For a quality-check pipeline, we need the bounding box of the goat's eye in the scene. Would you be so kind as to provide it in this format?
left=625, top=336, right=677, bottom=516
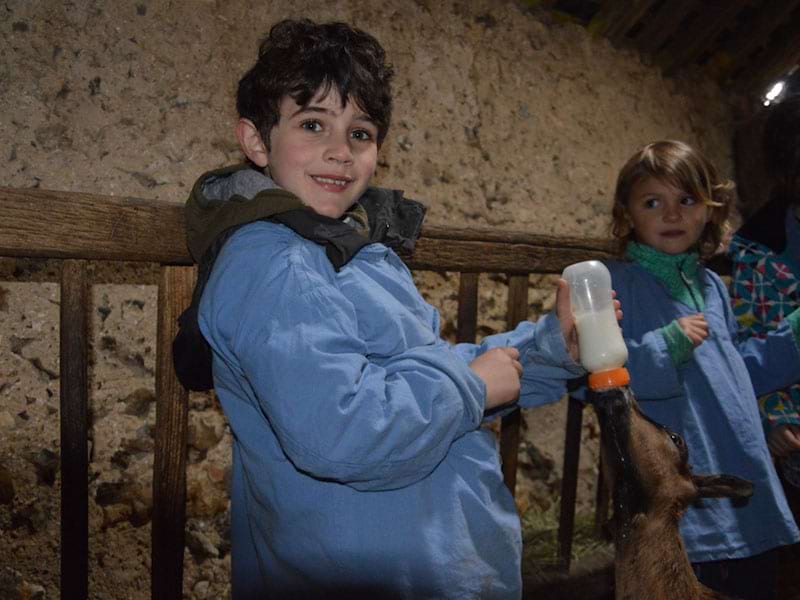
left=669, top=432, right=684, bottom=448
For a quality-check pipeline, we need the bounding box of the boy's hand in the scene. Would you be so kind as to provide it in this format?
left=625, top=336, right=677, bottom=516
left=555, top=279, right=623, bottom=362
left=768, top=424, right=800, bottom=457
left=677, top=313, right=708, bottom=347
left=470, top=347, right=523, bottom=410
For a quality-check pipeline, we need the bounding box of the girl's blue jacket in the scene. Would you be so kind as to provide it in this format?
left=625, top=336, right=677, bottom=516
left=606, top=259, right=800, bottom=563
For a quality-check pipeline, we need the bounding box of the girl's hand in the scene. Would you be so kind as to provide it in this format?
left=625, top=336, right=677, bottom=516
left=555, top=279, right=623, bottom=362
left=768, top=424, right=800, bottom=458
left=470, top=347, right=523, bottom=410
left=677, top=313, right=708, bottom=347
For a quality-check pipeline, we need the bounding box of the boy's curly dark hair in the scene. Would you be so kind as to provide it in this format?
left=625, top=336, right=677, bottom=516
left=237, top=19, right=394, bottom=149
left=611, top=140, right=735, bottom=260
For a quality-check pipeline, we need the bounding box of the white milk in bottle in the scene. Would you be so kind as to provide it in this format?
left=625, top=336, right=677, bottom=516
left=561, top=260, right=629, bottom=390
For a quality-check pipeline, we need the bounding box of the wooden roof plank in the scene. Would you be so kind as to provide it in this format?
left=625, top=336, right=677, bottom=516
left=606, top=0, right=658, bottom=45
left=736, top=37, right=800, bottom=97
left=713, top=0, right=800, bottom=78
left=660, top=0, right=750, bottom=74
left=632, top=0, right=696, bottom=55
left=587, top=0, right=633, bottom=39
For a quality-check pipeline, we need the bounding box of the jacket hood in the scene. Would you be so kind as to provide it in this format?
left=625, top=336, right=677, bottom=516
left=185, top=164, right=427, bottom=263
left=185, top=164, right=307, bottom=262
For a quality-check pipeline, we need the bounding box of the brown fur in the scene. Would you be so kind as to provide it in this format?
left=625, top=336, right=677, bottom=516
left=593, top=387, right=752, bottom=600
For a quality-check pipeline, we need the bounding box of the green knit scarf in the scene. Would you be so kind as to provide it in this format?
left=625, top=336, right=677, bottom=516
left=625, top=242, right=705, bottom=310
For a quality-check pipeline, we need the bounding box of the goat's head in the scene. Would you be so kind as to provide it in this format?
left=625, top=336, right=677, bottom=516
left=591, top=386, right=754, bottom=529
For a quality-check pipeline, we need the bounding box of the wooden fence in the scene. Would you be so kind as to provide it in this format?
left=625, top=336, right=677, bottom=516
left=0, top=186, right=618, bottom=599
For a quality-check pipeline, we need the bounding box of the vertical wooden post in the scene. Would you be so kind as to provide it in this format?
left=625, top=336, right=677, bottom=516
left=557, top=396, right=585, bottom=572
left=152, top=265, right=194, bottom=600
left=500, top=274, right=529, bottom=495
left=456, top=273, right=479, bottom=344
left=60, top=259, right=89, bottom=600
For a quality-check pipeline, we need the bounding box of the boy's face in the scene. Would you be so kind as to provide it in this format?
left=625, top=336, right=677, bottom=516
left=265, top=88, right=379, bottom=219
left=625, top=176, right=710, bottom=255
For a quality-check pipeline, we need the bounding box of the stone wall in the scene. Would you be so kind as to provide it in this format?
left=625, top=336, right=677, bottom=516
left=0, top=0, right=734, bottom=598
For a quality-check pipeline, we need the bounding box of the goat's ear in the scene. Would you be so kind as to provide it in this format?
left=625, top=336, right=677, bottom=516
left=693, top=474, right=754, bottom=501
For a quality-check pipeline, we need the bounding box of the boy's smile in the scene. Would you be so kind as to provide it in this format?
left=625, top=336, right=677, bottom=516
left=265, top=88, right=379, bottom=219
left=626, top=176, right=710, bottom=255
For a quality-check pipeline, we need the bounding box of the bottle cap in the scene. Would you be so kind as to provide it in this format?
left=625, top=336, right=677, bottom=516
left=588, top=367, right=630, bottom=391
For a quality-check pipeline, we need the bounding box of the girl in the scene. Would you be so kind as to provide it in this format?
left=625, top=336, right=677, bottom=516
left=606, top=140, right=800, bottom=600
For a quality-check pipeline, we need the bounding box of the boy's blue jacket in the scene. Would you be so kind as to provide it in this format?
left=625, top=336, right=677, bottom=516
left=605, top=259, right=800, bottom=563
left=196, top=169, right=583, bottom=599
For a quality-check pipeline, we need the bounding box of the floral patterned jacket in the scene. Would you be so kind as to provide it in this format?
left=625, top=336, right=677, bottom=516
left=729, top=208, right=800, bottom=432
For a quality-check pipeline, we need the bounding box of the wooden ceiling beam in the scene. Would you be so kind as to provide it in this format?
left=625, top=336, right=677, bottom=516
left=587, top=0, right=634, bottom=39
left=660, top=0, right=749, bottom=75
left=711, top=0, right=800, bottom=79
left=610, top=0, right=655, bottom=45
left=632, top=0, right=695, bottom=56
left=588, top=0, right=657, bottom=43
left=735, top=29, right=800, bottom=98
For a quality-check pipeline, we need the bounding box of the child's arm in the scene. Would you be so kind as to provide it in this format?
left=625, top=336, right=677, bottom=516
left=202, top=234, right=490, bottom=492
left=238, top=300, right=487, bottom=491
left=451, top=280, right=585, bottom=410
left=729, top=244, right=800, bottom=438
left=714, top=271, right=800, bottom=396
left=733, top=314, right=800, bottom=396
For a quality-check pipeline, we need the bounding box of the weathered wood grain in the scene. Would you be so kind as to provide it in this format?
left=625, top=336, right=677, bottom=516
left=151, top=265, right=194, bottom=600
left=632, top=0, right=695, bottom=56
left=60, top=259, right=89, bottom=600
left=456, top=272, right=479, bottom=344
left=0, top=187, right=188, bottom=264
left=500, top=274, right=531, bottom=495
left=0, top=187, right=617, bottom=272
left=712, top=0, right=800, bottom=79
left=660, top=0, right=749, bottom=74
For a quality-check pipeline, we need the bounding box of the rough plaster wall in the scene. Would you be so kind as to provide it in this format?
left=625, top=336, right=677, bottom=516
left=0, top=0, right=734, bottom=598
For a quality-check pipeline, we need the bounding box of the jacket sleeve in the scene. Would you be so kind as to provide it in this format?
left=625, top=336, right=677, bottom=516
left=736, top=321, right=800, bottom=396
left=714, top=271, right=800, bottom=397
left=622, top=328, right=686, bottom=400
left=451, top=314, right=584, bottom=410
left=729, top=244, right=800, bottom=427
left=227, top=259, right=486, bottom=493
left=728, top=240, right=763, bottom=345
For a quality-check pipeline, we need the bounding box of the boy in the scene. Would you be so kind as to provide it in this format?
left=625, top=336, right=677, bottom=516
left=189, top=18, right=586, bottom=599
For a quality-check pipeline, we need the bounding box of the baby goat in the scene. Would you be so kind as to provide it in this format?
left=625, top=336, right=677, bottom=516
left=591, top=386, right=754, bottom=600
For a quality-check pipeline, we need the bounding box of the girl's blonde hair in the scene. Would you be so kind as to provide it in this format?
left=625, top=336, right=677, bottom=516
left=611, top=140, right=735, bottom=259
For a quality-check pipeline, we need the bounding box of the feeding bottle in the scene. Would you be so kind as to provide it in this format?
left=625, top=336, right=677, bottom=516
left=561, top=260, right=630, bottom=390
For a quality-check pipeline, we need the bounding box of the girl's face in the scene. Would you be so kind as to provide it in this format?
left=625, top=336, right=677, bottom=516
left=625, top=176, right=710, bottom=255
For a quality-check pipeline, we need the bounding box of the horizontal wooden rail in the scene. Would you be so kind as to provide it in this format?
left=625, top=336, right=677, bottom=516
left=0, top=187, right=616, bottom=273
left=0, top=187, right=188, bottom=264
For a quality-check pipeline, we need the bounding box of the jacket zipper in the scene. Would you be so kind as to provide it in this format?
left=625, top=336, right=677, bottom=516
left=677, top=259, right=703, bottom=311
